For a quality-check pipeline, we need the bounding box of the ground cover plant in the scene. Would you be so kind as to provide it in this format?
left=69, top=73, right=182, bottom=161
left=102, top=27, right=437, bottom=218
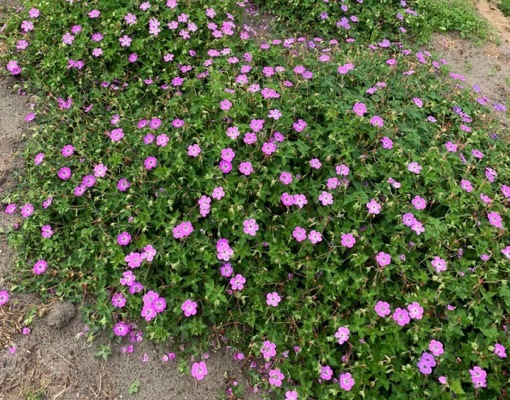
left=1, top=0, right=509, bottom=399
left=251, top=0, right=491, bottom=44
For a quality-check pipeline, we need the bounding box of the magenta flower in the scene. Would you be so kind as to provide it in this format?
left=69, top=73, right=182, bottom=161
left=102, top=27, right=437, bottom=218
left=119, top=35, right=132, bottom=47
left=113, top=321, right=129, bottom=337
left=117, top=231, right=132, bottom=246
left=94, top=164, right=108, bottom=177
left=144, top=156, right=157, bottom=169
left=327, top=177, right=339, bottom=189
left=172, top=118, right=184, bottom=128
left=88, top=9, right=100, bottom=18
left=243, top=218, right=259, bottom=236
left=471, top=149, right=484, bottom=159
left=308, top=230, right=322, bottom=244
left=407, top=302, right=424, bottom=319
left=112, top=293, right=127, bottom=307
left=292, top=226, right=307, bottom=242
left=239, top=161, right=253, bottom=176
left=460, top=179, right=473, bottom=192
left=268, top=368, right=285, bottom=387
left=487, top=212, right=504, bottom=229
left=82, top=175, right=96, bottom=188
left=191, top=361, right=208, bottom=380
left=250, top=119, right=265, bottom=132
left=293, top=194, right=308, bottom=208
left=279, top=171, right=293, bottom=185
left=188, top=144, right=202, bottom=157
left=58, top=167, right=72, bottom=180
left=408, top=161, right=422, bottom=174
left=230, top=274, right=246, bottom=291
left=376, top=252, right=391, bottom=267
left=431, top=256, right=447, bottom=272
left=268, top=109, right=282, bottom=120
left=335, top=326, right=350, bottom=345
left=320, top=365, right=333, bottom=381
left=173, top=221, right=194, bottom=239
left=501, top=245, right=510, bottom=259
left=33, top=259, right=47, bottom=275
left=370, top=115, right=384, bottom=127
left=34, top=153, right=45, bottom=165
left=352, top=102, right=367, bottom=116
left=310, top=158, right=322, bottom=169
left=125, top=252, right=143, bottom=268
left=339, top=373, right=355, bottom=391
left=20, top=203, right=34, bottom=218
left=266, top=292, right=281, bottom=307
left=74, top=184, right=87, bottom=197
left=41, top=225, right=54, bottom=238
left=61, top=145, right=74, bottom=157
left=220, top=99, right=232, bottom=111
left=281, top=192, right=295, bottom=206
left=219, top=160, right=232, bottom=174
left=262, top=142, right=277, bottom=155
left=117, top=178, right=131, bottom=191
left=469, top=366, right=487, bottom=388
left=381, top=137, right=393, bottom=149
left=429, top=340, right=444, bottom=356
left=293, top=119, right=307, bottom=132
left=374, top=301, right=391, bottom=317
left=260, top=341, right=277, bottom=362
left=411, top=196, right=427, bottom=210
left=392, top=308, right=411, bottom=326
left=181, top=299, right=198, bottom=317
left=243, top=132, right=257, bottom=145
left=340, top=233, right=356, bottom=248
left=6, top=60, right=22, bottom=75
left=221, top=148, right=235, bottom=162
left=156, top=134, right=169, bottom=147
left=5, top=204, right=17, bottom=215
left=142, top=244, right=157, bottom=262
left=366, top=199, right=381, bottom=215
left=212, top=186, right=225, bottom=200
left=220, top=263, right=233, bottom=277
left=226, top=126, right=240, bottom=139
left=0, top=290, right=9, bottom=306
left=445, top=142, right=458, bottom=152
left=494, top=343, right=507, bottom=358
left=501, top=185, right=510, bottom=199
left=318, top=191, right=333, bottom=206
left=336, top=164, right=350, bottom=176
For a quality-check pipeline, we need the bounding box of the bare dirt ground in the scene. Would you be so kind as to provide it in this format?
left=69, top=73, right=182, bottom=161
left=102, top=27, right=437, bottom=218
left=0, top=1, right=509, bottom=399
left=430, top=0, right=510, bottom=130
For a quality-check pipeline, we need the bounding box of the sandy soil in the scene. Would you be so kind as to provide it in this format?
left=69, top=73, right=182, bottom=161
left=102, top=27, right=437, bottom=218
left=429, top=0, right=510, bottom=130
left=0, top=1, right=509, bottom=399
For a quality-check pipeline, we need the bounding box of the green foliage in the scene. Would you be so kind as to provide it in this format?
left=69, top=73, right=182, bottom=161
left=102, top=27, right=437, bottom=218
left=1, top=0, right=509, bottom=399
left=412, top=0, right=492, bottom=43
left=128, top=380, right=140, bottom=394
left=496, top=0, right=510, bottom=17
left=251, top=0, right=492, bottom=44
left=94, top=344, right=112, bottom=362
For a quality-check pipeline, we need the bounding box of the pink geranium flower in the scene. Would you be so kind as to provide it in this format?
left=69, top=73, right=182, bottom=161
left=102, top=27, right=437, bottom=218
left=266, top=292, right=281, bottom=307
left=374, top=301, right=391, bottom=317
left=339, top=373, right=355, bottom=391
left=181, top=299, right=198, bottom=317
left=191, top=361, right=208, bottom=380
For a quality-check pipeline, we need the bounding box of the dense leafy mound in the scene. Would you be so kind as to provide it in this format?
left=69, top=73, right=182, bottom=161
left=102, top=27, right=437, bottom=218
left=1, top=0, right=509, bottom=398
left=252, top=0, right=490, bottom=43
